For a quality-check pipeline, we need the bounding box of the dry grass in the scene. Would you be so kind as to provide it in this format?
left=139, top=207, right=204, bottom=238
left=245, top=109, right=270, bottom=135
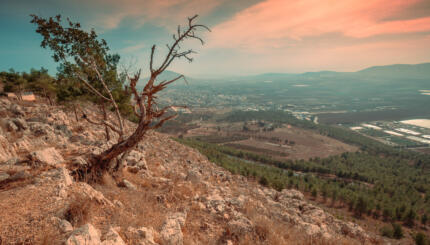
left=64, top=194, right=95, bottom=227
left=0, top=176, right=63, bottom=244
left=95, top=171, right=169, bottom=241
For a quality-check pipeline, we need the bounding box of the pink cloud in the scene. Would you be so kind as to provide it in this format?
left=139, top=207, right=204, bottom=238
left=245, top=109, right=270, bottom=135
left=86, top=0, right=225, bottom=29
left=207, top=0, right=430, bottom=50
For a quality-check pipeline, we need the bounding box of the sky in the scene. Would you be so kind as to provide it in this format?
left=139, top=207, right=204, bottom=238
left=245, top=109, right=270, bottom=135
left=1, top=0, right=430, bottom=78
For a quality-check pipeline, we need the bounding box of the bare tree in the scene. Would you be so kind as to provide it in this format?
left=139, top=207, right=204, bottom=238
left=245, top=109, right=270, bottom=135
left=31, top=14, right=209, bottom=180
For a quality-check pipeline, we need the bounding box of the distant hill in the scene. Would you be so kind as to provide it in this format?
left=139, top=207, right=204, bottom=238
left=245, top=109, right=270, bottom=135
left=242, top=62, right=430, bottom=80
left=357, top=63, right=430, bottom=79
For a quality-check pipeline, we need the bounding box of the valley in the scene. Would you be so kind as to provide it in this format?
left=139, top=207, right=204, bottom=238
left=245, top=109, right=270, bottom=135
left=155, top=63, right=430, bottom=243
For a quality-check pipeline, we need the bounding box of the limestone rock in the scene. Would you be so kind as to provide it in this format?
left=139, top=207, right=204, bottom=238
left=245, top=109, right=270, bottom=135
left=119, top=179, right=137, bottom=190
left=10, top=104, right=24, bottom=116
left=227, top=215, right=254, bottom=236
left=29, top=147, right=64, bottom=166
left=0, top=172, right=10, bottom=182
left=2, top=157, right=19, bottom=165
left=40, top=167, right=73, bottom=186
left=228, top=195, right=246, bottom=208
left=101, top=227, right=125, bottom=245
left=60, top=219, right=74, bottom=233
left=126, top=150, right=148, bottom=170
left=65, top=224, right=101, bottom=245
left=6, top=120, right=18, bottom=132
left=78, top=182, right=113, bottom=206
left=113, top=200, right=124, bottom=208
left=9, top=170, right=31, bottom=181
left=29, top=122, right=52, bottom=137
left=160, top=212, right=187, bottom=245
left=54, top=124, right=72, bottom=137
left=185, top=169, right=201, bottom=184
left=12, top=118, right=28, bottom=130
left=281, top=189, right=304, bottom=200
left=127, top=226, right=158, bottom=245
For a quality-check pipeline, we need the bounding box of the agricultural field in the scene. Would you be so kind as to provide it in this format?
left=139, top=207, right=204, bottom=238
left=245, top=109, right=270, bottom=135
left=401, top=119, right=430, bottom=129
left=348, top=119, right=430, bottom=150
left=180, top=121, right=358, bottom=160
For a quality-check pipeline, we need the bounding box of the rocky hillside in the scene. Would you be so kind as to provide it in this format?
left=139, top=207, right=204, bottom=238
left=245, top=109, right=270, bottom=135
left=0, top=98, right=379, bottom=244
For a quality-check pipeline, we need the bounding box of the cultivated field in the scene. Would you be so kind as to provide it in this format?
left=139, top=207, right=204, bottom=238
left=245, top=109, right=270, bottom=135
left=182, top=122, right=358, bottom=160
left=401, top=119, right=430, bottom=129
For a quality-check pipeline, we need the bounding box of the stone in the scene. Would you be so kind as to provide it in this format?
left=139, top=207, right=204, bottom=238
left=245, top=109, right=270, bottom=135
left=12, top=118, right=28, bottom=130
left=127, top=226, right=158, bottom=245
left=9, top=170, right=31, bottom=181
left=2, top=157, right=19, bottom=165
left=281, top=189, right=304, bottom=200
left=10, top=104, right=24, bottom=116
left=204, top=192, right=226, bottom=214
left=229, top=195, right=246, bottom=208
left=119, top=179, right=137, bottom=190
left=126, top=150, right=148, bottom=170
left=101, top=227, right=125, bottom=245
left=113, top=200, right=124, bottom=208
left=78, top=182, right=113, bottom=206
left=65, top=224, right=101, bottom=245
left=60, top=219, right=74, bottom=233
left=55, top=124, right=72, bottom=137
left=29, top=147, right=64, bottom=166
left=69, top=135, right=85, bottom=143
left=227, top=216, right=253, bottom=236
left=185, top=169, right=201, bottom=184
left=40, top=167, right=73, bottom=186
left=29, top=122, right=51, bottom=136
left=160, top=212, right=187, bottom=245
left=46, top=110, right=69, bottom=124
left=0, top=172, right=10, bottom=182
left=6, top=120, right=18, bottom=132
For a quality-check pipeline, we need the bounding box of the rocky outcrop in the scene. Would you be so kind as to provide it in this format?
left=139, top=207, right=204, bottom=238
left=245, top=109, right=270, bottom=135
left=77, top=182, right=113, bottom=206
left=0, top=172, right=10, bottom=182
left=101, top=227, right=126, bottom=245
left=29, top=147, right=64, bottom=166
left=65, top=224, right=101, bottom=245
left=119, top=179, right=137, bottom=190
left=160, top=212, right=187, bottom=245
left=127, top=226, right=158, bottom=245
left=126, top=150, right=148, bottom=170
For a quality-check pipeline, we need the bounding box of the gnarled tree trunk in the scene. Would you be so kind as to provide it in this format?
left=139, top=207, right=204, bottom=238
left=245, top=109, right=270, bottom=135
left=86, top=121, right=150, bottom=179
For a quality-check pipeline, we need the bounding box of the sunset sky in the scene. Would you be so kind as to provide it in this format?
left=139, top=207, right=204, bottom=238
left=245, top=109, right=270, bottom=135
left=1, top=0, right=430, bottom=77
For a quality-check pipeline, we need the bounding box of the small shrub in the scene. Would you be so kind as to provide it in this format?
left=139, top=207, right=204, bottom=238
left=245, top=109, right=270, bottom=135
left=392, top=223, right=403, bottom=239
left=415, top=232, right=428, bottom=245
left=380, top=225, right=393, bottom=238
left=380, top=223, right=404, bottom=240
left=258, top=176, right=269, bottom=186
left=64, top=196, right=93, bottom=226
